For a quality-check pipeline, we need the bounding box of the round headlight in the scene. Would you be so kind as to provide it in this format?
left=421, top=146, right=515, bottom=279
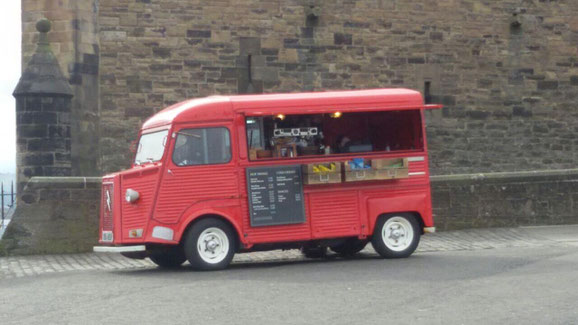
left=125, top=189, right=140, bottom=203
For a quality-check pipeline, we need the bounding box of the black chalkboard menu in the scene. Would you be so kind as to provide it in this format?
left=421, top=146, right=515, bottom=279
left=246, top=165, right=306, bottom=227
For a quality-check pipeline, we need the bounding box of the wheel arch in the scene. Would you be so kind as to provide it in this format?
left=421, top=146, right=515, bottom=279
left=175, top=211, right=243, bottom=248
left=372, top=211, right=425, bottom=235
left=366, top=193, right=432, bottom=235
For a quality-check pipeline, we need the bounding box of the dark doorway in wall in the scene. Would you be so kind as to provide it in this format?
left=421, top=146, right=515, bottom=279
left=424, top=81, right=432, bottom=104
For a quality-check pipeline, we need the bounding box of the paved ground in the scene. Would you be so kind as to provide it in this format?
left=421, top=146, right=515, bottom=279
left=1, top=225, right=577, bottom=324
left=0, top=226, right=575, bottom=280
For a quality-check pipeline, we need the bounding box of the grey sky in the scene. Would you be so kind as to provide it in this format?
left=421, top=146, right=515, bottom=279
left=0, top=2, right=20, bottom=174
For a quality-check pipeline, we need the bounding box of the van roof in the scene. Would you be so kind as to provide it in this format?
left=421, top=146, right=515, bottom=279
left=142, top=88, right=424, bottom=130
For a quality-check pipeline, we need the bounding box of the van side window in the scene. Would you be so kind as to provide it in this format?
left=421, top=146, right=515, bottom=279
left=173, top=127, right=231, bottom=166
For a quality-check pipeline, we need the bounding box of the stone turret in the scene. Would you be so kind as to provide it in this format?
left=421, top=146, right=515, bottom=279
left=13, top=19, right=73, bottom=193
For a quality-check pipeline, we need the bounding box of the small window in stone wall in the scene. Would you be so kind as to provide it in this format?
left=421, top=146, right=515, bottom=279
left=424, top=81, right=432, bottom=104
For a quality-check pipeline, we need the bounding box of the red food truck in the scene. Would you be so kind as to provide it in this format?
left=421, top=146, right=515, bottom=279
left=94, top=88, right=440, bottom=270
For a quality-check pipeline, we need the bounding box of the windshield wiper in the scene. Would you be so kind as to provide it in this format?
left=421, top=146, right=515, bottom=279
left=134, top=158, right=156, bottom=165
left=176, top=131, right=201, bottom=138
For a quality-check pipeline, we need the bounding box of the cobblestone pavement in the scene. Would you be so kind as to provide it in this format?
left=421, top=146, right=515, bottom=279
left=1, top=226, right=576, bottom=280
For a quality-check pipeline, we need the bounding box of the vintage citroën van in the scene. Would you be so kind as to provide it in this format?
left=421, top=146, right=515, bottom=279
left=94, top=88, right=440, bottom=270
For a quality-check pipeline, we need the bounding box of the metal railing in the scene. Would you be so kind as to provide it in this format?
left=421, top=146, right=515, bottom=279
left=1, top=181, right=16, bottom=229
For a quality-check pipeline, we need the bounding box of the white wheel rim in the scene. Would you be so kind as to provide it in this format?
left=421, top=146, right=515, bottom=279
left=197, top=227, right=229, bottom=264
left=382, top=217, right=414, bottom=252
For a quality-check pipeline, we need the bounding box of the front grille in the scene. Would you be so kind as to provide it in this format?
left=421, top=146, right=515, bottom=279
left=102, top=182, right=114, bottom=231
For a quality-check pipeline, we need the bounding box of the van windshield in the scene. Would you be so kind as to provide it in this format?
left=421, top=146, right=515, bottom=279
left=134, top=130, right=168, bottom=165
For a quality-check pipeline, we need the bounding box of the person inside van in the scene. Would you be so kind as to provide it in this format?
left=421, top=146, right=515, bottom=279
left=335, top=135, right=374, bottom=153
left=335, top=135, right=352, bottom=153
left=173, top=134, right=192, bottom=166
left=173, top=130, right=203, bottom=166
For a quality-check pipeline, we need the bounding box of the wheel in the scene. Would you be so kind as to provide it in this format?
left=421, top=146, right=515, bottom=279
left=330, top=239, right=368, bottom=257
left=149, top=247, right=186, bottom=268
left=183, top=218, right=236, bottom=271
left=371, top=213, right=420, bottom=258
left=301, top=246, right=327, bottom=258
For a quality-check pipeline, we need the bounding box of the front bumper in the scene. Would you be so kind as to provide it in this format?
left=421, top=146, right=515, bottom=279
left=424, top=227, right=436, bottom=233
left=93, top=245, right=146, bottom=253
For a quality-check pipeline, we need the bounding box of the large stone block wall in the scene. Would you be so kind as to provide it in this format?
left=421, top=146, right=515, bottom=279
left=96, top=0, right=578, bottom=174
left=20, top=1, right=578, bottom=175
left=1, top=170, right=576, bottom=255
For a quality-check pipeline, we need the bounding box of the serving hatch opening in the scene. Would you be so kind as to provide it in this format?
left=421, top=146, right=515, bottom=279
left=246, top=109, right=424, bottom=160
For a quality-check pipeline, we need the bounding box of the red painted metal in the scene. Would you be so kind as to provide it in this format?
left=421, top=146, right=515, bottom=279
left=120, top=165, right=160, bottom=242
left=98, top=88, right=439, bottom=250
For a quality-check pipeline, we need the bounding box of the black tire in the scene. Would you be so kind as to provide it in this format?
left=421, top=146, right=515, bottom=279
left=149, top=247, right=186, bottom=268
left=183, top=218, right=236, bottom=271
left=330, top=239, right=368, bottom=257
left=301, top=246, right=327, bottom=258
left=371, top=213, right=421, bottom=259
left=121, top=251, right=148, bottom=260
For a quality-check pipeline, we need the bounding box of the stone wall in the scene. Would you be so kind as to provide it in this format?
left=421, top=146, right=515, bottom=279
left=1, top=170, right=576, bottom=255
left=95, top=0, right=578, bottom=174
left=19, top=1, right=578, bottom=175
left=431, top=169, right=578, bottom=231
left=14, top=18, right=74, bottom=193
left=0, top=177, right=100, bottom=256
left=22, top=0, right=100, bottom=176
left=14, top=96, right=72, bottom=193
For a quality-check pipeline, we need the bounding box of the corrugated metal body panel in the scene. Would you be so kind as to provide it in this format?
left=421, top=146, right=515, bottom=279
left=393, top=158, right=429, bottom=187
left=240, top=170, right=311, bottom=243
left=360, top=157, right=433, bottom=232
left=309, top=191, right=360, bottom=239
left=238, top=156, right=430, bottom=243
left=120, top=168, right=159, bottom=238
left=154, top=165, right=239, bottom=224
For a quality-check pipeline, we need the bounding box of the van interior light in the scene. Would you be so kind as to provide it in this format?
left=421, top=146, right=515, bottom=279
left=275, top=114, right=286, bottom=120
left=331, top=111, right=342, bottom=118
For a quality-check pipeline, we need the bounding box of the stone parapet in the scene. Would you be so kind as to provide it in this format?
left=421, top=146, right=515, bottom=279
left=1, top=170, right=577, bottom=255
left=0, top=177, right=101, bottom=256
left=431, top=169, right=578, bottom=231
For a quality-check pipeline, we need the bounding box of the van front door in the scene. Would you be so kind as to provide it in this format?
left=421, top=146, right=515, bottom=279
left=153, top=125, right=239, bottom=225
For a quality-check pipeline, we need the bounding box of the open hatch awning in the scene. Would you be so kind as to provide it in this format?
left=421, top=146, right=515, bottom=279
left=240, top=104, right=443, bottom=116
left=424, top=104, right=443, bottom=110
